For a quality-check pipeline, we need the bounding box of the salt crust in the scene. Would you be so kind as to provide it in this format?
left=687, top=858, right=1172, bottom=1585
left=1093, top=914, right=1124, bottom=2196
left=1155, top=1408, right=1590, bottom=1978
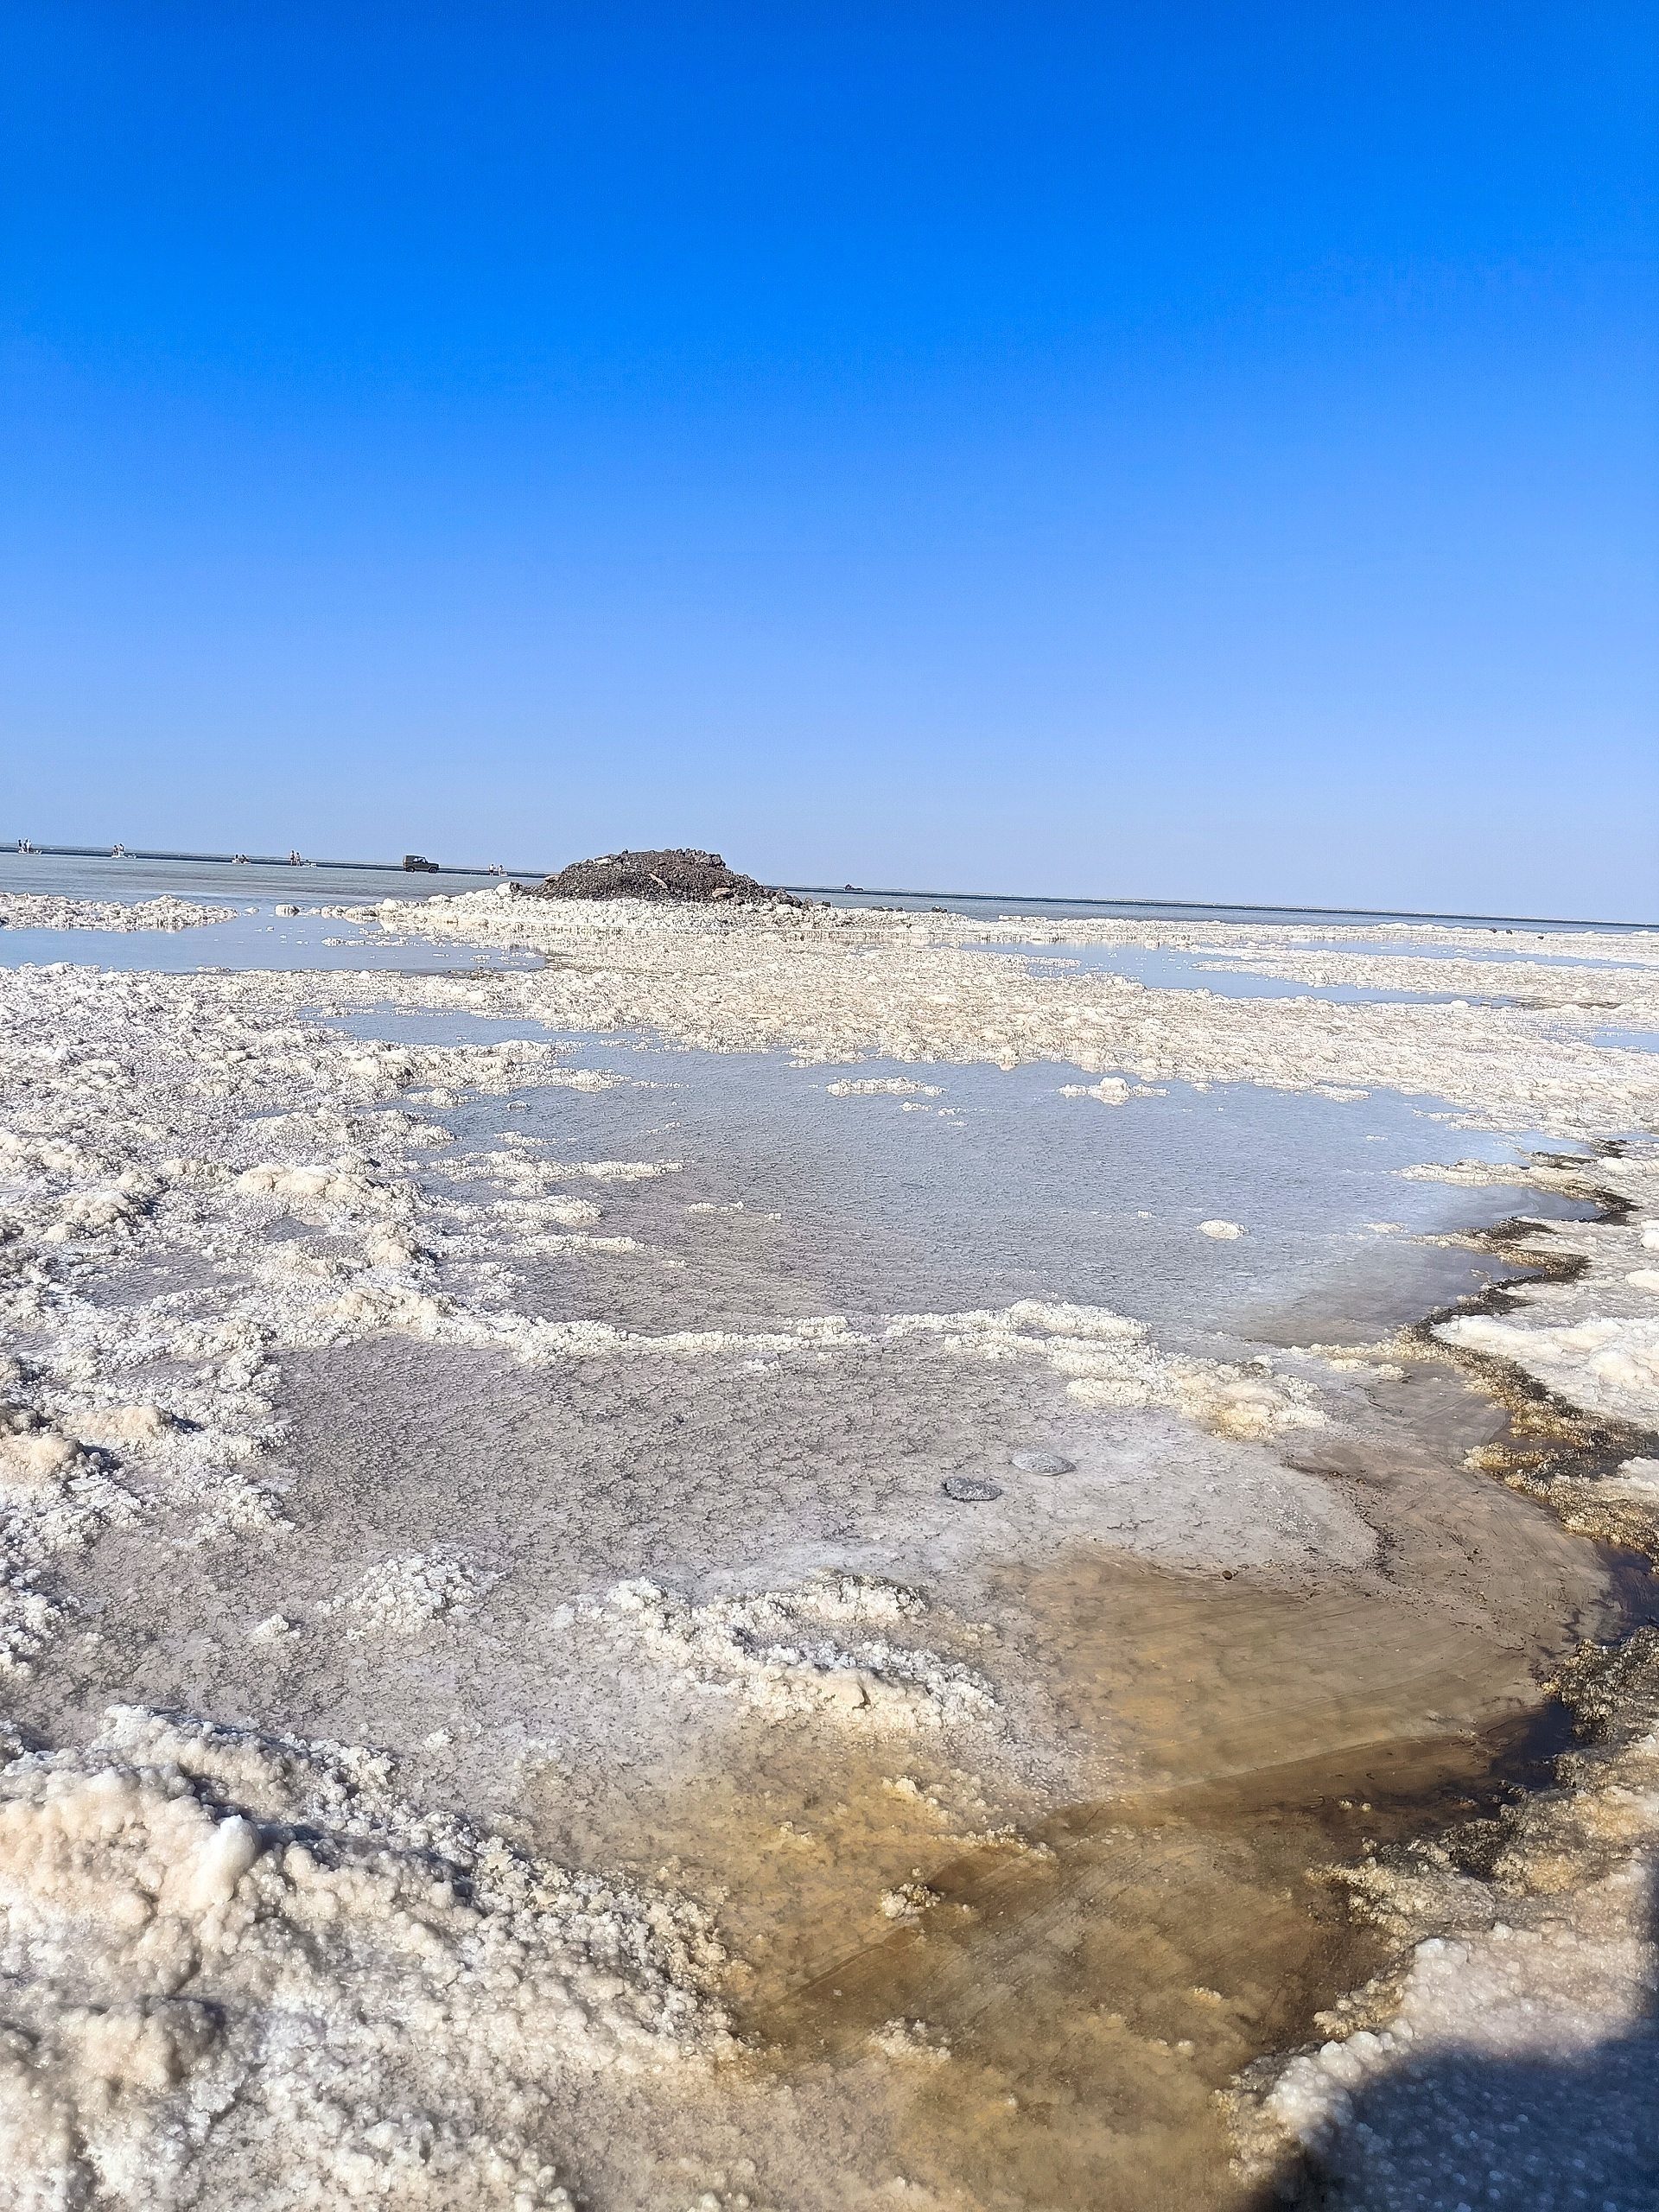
left=0, top=961, right=1329, bottom=1686
left=326, top=1551, right=487, bottom=1637
left=588, top=1574, right=995, bottom=1728
left=8, top=905, right=1658, bottom=2200
left=0, top=894, right=234, bottom=933
left=327, top=891, right=1659, bottom=1137
left=823, top=1078, right=943, bottom=1097
left=0, top=938, right=1352, bottom=2200
left=882, top=1301, right=1323, bottom=1440
left=0, top=1706, right=728, bottom=2209
left=1195, top=944, right=1659, bottom=1024
left=1240, top=1145, right=1659, bottom=2200
left=1427, top=1151, right=1659, bottom=1429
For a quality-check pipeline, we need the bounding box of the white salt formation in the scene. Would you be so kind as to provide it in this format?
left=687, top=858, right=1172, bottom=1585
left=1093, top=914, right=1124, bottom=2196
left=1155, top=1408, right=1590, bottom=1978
left=0, top=893, right=234, bottom=931
left=1431, top=1150, right=1659, bottom=1427
left=331, top=889, right=1659, bottom=1135
left=0, top=1707, right=727, bottom=2209
left=824, top=1077, right=944, bottom=1097
left=590, top=1574, right=995, bottom=1727
left=329, top=1550, right=486, bottom=1636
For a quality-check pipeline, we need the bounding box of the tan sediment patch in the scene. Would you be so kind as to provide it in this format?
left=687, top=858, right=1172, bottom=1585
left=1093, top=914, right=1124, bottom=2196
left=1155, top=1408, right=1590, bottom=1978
left=537, top=1550, right=1592, bottom=2211
left=741, top=1729, right=1540, bottom=2212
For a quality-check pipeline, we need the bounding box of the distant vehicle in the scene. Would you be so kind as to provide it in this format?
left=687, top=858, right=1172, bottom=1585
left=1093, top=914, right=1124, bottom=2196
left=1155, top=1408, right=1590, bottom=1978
left=403, top=855, right=441, bottom=873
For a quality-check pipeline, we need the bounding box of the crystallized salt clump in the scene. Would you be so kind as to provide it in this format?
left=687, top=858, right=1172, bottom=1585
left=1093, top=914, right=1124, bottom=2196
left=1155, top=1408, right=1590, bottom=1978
left=594, top=1576, right=995, bottom=1728
left=329, top=1550, right=486, bottom=1637
left=868, top=2018, right=951, bottom=2062
left=824, top=1077, right=944, bottom=1096
left=0, top=1707, right=728, bottom=2209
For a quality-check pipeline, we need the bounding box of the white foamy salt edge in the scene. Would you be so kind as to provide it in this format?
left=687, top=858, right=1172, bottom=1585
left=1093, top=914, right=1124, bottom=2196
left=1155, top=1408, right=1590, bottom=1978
left=319, top=891, right=1659, bottom=1137
left=0, top=893, right=236, bottom=932
left=0, top=1707, right=728, bottom=2209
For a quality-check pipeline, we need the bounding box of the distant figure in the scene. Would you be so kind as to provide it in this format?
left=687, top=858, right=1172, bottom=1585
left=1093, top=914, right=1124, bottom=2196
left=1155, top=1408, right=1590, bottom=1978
left=232, top=854, right=249, bottom=864
left=288, top=850, right=304, bottom=866
left=402, top=855, right=441, bottom=873
left=111, top=842, right=127, bottom=857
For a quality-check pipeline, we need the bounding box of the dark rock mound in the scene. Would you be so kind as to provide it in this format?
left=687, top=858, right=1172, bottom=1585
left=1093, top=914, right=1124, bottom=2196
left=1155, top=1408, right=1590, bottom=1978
left=532, top=849, right=803, bottom=906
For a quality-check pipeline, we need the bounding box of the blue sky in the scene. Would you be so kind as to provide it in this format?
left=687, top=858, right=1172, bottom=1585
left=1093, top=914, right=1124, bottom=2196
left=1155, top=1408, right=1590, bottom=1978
left=3, top=5, right=1656, bottom=914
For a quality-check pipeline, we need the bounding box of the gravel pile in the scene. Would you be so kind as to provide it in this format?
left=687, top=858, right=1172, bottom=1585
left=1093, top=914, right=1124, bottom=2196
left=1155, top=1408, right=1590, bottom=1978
left=533, top=849, right=804, bottom=906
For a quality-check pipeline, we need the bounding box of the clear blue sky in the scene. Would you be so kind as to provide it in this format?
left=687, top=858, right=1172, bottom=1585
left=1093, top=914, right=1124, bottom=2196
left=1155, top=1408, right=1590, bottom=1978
left=4, top=5, right=1656, bottom=914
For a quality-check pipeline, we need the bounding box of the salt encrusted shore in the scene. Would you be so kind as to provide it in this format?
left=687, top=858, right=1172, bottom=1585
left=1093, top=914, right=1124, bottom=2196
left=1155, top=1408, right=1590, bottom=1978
left=0, top=892, right=236, bottom=931
left=329, top=888, right=1659, bottom=1137
left=1, top=893, right=1656, bottom=2206
left=0, top=941, right=1366, bottom=2206
left=1235, top=1144, right=1659, bottom=2206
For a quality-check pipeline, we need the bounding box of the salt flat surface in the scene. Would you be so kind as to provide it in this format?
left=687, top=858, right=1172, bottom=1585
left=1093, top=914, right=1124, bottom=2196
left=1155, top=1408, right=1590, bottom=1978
left=0, top=902, right=541, bottom=976
left=0, top=880, right=1655, bottom=2209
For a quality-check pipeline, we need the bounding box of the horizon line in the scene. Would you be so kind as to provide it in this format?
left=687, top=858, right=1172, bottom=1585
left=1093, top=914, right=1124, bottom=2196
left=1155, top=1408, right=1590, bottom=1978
left=6, top=842, right=1653, bottom=932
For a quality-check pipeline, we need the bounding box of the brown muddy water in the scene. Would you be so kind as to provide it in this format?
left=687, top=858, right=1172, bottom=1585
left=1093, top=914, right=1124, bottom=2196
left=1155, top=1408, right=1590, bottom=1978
left=531, top=1369, right=1641, bottom=2212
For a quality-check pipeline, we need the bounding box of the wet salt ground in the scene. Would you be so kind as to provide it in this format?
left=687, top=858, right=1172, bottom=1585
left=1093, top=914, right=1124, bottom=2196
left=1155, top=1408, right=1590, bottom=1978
left=987, top=941, right=1528, bottom=1007
left=325, top=1007, right=1595, bottom=1346
left=0, top=903, right=543, bottom=975
left=0, top=913, right=1548, bottom=1007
